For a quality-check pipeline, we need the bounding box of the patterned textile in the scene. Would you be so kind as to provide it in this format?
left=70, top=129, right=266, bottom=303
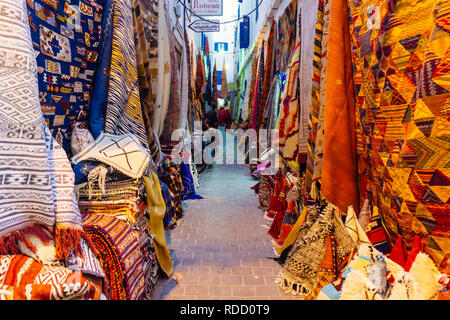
left=242, top=52, right=258, bottom=123
left=221, top=60, right=228, bottom=99
left=161, top=14, right=181, bottom=142
left=26, top=0, right=104, bottom=153
left=277, top=42, right=301, bottom=174
left=0, top=0, right=54, bottom=251
left=89, top=0, right=113, bottom=139
left=366, top=206, right=391, bottom=254
left=0, top=0, right=86, bottom=261
left=212, top=61, right=218, bottom=107
left=298, top=0, right=320, bottom=165
left=195, top=51, right=205, bottom=99
left=140, top=0, right=158, bottom=105
left=180, top=161, right=203, bottom=201
left=258, top=175, right=274, bottom=210
left=158, top=158, right=184, bottom=219
left=259, top=22, right=276, bottom=129
left=159, top=179, right=177, bottom=229
left=274, top=199, right=301, bottom=246
left=104, top=0, right=149, bottom=152
left=275, top=0, right=298, bottom=75
left=305, top=0, right=325, bottom=197
left=71, top=133, right=151, bottom=180
left=310, top=0, right=331, bottom=200
left=319, top=0, right=359, bottom=214
left=348, top=0, right=450, bottom=270
left=82, top=213, right=145, bottom=300
left=0, top=254, right=100, bottom=300
left=132, top=0, right=155, bottom=145
left=251, top=43, right=265, bottom=130
left=278, top=204, right=355, bottom=299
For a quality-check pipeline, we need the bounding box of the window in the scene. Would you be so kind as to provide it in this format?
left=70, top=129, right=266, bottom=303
left=214, top=42, right=229, bottom=52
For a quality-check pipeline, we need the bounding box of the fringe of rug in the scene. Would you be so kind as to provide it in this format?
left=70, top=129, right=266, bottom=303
left=0, top=224, right=53, bottom=256
left=276, top=273, right=313, bottom=297
left=54, top=226, right=84, bottom=260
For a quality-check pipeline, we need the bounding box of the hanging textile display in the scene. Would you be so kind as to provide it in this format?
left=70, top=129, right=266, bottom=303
left=212, top=60, right=218, bottom=107
left=259, top=22, right=276, bottom=129
left=298, top=0, right=320, bottom=165
left=26, top=0, right=104, bottom=153
left=140, top=0, right=159, bottom=106
left=319, top=0, right=359, bottom=214
left=0, top=0, right=88, bottom=261
left=152, top=0, right=170, bottom=137
left=251, top=42, right=265, bottom=130
left=221, top=60, right=228, bottom=99
left=277, top=42, right=301, bottom=174
left=89, top=0, right=113, bottom=140
left=275, top=0, right=298, bottom=75
left=132, top=0, right=155, bottom=143
left=104, top=0, right=149, bottom=152
left=348, top=0, right=450, bottom=270
left=305, top=0, right=326, bottom=197
left=309, top=0, right=331, bottom=200
left=241, top=51, right=257, bottom=122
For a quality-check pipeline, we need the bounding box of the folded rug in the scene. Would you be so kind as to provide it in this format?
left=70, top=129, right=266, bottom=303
left=0, top=254, right=100, bottom=300
left=82, top=213, right=145, bottom=300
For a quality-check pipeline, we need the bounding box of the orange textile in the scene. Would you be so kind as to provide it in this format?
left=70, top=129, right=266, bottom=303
left=321, top=0, right=359, bottom=214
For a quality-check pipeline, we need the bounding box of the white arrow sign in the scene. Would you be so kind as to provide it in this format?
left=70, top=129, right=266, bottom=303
left=188, top=19, right=220, bottom=32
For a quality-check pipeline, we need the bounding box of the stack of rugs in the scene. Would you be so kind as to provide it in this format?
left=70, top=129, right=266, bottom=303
left=77, top=174, right=161, bottom=300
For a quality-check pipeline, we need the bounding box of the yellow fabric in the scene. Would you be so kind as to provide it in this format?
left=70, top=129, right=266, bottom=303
left=275, top=206, right=308, bottom=255
left=144, top=173, right=173, bottom=277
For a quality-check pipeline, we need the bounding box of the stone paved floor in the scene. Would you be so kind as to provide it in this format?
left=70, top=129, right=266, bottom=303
left=152, top=159, right=304, bottom=300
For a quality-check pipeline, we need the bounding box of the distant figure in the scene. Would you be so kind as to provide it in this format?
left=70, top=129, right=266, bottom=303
left=205, top=105, right=218, bottom=129
left=218, top=105, right=231, bottom=129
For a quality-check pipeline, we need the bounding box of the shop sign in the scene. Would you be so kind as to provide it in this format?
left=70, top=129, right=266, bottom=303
left=188, top=19, right=220, bottom=32
left=192, top=0, right=223, bottom=16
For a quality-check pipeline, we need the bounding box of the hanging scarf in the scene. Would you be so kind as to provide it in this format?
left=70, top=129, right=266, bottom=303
left=275, top=0, right=298, bottom=75
left=212, top=61, right=218, bottom=107
left=0, top=0, right=86, bottom=261
left=221, top=60, right=228, bottom=99
left=105, top=0, right=149, bottom=151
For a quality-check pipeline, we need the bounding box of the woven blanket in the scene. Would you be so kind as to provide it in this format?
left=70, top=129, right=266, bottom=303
left=104, top=0, right=149, bottom=152
left=71, top=132, right=151, bottom=179
left=275, top=0, right=298, bottom=75
left=26, top=0, right=104, bottom=153
left=278, top=204, right=355, bottom=299
left=320, top=0, right=359, bottom=214
left=159, top=179, right=177, bottom=229
left=82, top=213, right=145, bottom=300
left=0, top=254, right=100, bottom=300
left=278, top=42, right=301, bottom=174
left=180, top=161, right=203, bottom=201
left=0, top=0, right=86, bottom=261
left=348, top=0, right=450, bottom=271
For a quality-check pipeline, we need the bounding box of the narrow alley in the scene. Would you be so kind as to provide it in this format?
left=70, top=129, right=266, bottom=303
left=152, top=163, right=302, bottom=300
